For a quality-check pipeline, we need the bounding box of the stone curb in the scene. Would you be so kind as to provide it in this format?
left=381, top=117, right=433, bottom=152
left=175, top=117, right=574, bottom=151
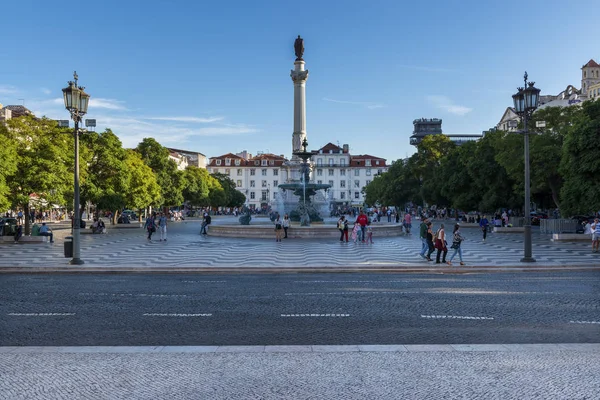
left=1, top=265, right=600, bottom=274
left=1, top=343, right=599, bottom=354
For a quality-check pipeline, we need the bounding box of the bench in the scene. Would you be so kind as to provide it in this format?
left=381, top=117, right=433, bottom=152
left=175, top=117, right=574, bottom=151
left=551, top=233, right=591, bottom=241
left=493, top=227, right=525, bottom=233
left=1, top=236, right=49, bottom=243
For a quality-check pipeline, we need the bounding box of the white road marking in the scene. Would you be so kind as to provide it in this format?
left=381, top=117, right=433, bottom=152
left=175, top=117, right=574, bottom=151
left=142, top=313, right=212, bottom=317
left=421, top=315, right=494, bottom=320
left=79, top=293, right=188, bottom=297
left=569, top=320, right=600, bottom=325
left=181, top=281, right=227, bottom=283
left=281, top=314, right=350, bottom=317
left=285, top=292, right=410, bottom=296
left=8, top=313, right=75, bottom=316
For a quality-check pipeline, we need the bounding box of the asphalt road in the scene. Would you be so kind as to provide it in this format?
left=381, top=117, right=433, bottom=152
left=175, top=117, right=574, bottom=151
left=1, top=272, right=599, bottom=346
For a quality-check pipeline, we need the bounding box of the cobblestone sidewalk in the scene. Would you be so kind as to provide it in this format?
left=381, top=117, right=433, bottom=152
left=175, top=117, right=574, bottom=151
left=1, top=345, right=599, bottom=399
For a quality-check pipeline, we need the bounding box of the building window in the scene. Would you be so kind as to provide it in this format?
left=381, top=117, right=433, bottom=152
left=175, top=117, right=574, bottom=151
left=225, top=158, right=231, bottom=166
left=254, top=160, right=260, bottom=166
left=250, top=169, right=256, bottom=176
left=340, top=181, right=346, bottom=188
left=235, top=159, right=240, bottom=166
left=329, top=149, right=333, bottom=154
left=216, top=160, right=222, bottom=165
left=224, top=169, right=230, bottom=175
left=273, top=180, right=278, bottom=187
left=317, top=169, right=323, bottom=176
left=250, top=192, right=255, bottom=199
left=270, top=160, right=275, bottom=166
left=261, top=159, right=267, bottom=166
left=340, top=169, right=346, bottom=176
left=261, top=169, right=267, bottom=176
left=365, top=159, right=372, bottom=166
left=354, top=180, right=360, bottom=188
left=376, top=160, right=380, bottom=165
left=340, top=159, right=346, bottom=167
left=366, top=168, right=372, bottom=176
left=354, top=169, right=360, bottom=176
left=317, top=180, right=322, bottom=184
left=262, top=180, right=267, bottom=187
left=250, top=180, right=255, bottom=187
left=340, top=192, right=345, bottom=199
left=237, top=169, right=243, bottom=176
left=237, top=180, right=242, bottom=187
left=328, top=169, right=334, bottom=176
left=317, top=158, right=323, bottom=166
left=355, top=192, right=360, bottom=199
left=262, top=191, right=268, bottom=201
left=378, top=169, right=383, bottom=175
left=329, top=158, right=334, bottom=166
left=273, top=169, right=278, bottom=176
left=213, top=168, right=219, bottom=174
left=366, top=180, right=371, bottom=186
left=328, top=180, right=334, bottom=187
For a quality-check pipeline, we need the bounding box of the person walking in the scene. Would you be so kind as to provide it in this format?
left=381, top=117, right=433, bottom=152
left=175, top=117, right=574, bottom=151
left=592, top=218, right=600, bottom=253
left=479, top=215, right=489, bottom=242
left=434, top=223, right=448, bottom=264
left=14, top=223, right=23, bottom=243
left=351, top=221, right=361, bottom=243
left=200, top=212, right=211, bottom=235
left=158, top=212, right=168, bottom=241
left=356, top=211, right=368, bottom=242
left=282, top=214, right=290, bottom=239
left=447, top=223, right=465, bottom=266
left=274, top=214, right=283, bottom=242
left=338, top=215, right=348, bottom=242
left=419, top=217, right=429, bottom=259
left=366, top=223, right=374, bottom=244
left=144, top=212, right=156, bottom=241
left=404, top=213, right=412, bottom=234
left=426, top=221, right=435, bottom=261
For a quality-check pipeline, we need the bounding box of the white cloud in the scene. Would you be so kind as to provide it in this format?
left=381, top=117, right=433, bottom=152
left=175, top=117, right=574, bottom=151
left=41, top=88, right=51, bottom=95
left=0, top=85, right=18, bottom=95
left=426, top=95, right=472, bottom=116
left=144, top=116, right=224, bottom=123
left=89, top=98, right=128, bottom=110
left=322, top=97, right=385, bottom=110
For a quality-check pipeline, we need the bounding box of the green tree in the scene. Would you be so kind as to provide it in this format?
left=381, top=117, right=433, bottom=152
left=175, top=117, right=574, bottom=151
left=80, top=129, right=129, bottom=221
left=0, top=122, right=18, bottom=211
left=6, top=116, right=72, bottom=234
left=210, top=173, right=246, bottom=208
left=135, top=138, right=184, bottom=207
left=560, top=99, right=600, bottom=215
left=182, top=166, right=210, bottom=206
left=124, top=150, right=161, bottom=212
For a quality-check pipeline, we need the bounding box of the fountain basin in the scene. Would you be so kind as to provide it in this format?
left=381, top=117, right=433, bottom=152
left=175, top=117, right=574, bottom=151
left=208, top=224, right=404, bottom=239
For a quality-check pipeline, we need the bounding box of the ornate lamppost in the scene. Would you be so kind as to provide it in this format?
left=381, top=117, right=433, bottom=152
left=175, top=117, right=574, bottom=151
left=512, top=72, right=540, bottom=263
left=62, top=71, right=90, bottom=265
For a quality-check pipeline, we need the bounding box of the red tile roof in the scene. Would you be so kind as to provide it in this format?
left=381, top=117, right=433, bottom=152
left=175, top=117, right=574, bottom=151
left=350, top=155, right=387, bottom=167
left=316, top=142, right=344, bottom=153
left=582, top=59, right=600, bottom=68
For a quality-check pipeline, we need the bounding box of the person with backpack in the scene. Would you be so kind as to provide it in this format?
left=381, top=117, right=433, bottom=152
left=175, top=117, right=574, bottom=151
left=144, top=212, right=157, bottom=241
left=200, top=212, right=212, bottom=235
left=447, top=223, right=465, bottom=266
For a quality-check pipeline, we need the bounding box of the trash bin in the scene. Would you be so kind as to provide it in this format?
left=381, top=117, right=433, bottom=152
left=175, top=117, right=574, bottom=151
left=64, top=236, right=73, bottom=258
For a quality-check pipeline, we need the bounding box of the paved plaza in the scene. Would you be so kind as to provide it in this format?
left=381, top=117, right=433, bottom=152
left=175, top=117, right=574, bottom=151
left=1, top=217, right=600, bottom=271
left=1, top=345, right=599, bottom=399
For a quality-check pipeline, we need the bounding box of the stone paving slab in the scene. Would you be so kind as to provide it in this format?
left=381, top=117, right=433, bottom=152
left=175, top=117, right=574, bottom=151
left=1, top=346, right=599, bottom=399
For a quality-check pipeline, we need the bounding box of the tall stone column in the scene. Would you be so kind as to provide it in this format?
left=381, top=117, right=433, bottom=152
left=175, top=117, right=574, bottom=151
left=291, top=60, right=308, bottom=160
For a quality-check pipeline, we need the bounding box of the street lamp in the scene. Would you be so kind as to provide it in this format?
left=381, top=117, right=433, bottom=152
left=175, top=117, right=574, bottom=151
left=512, top=71, right=540, bottom=263
left=62, top=71, right=90, bottom=265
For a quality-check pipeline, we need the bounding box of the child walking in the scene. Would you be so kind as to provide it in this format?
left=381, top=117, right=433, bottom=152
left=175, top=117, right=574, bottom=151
left=351, top=222, right=361, bottom=243
left=366, top=224, right=374, bottom=244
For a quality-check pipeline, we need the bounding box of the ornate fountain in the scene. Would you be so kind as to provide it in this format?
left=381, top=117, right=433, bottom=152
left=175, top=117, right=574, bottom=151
left=277, top=138, right=331, bottom=226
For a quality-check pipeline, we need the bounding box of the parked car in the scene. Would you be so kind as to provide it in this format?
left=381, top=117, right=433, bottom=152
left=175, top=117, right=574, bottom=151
left=0, top=217, right=17, bottom=236
left=121, top=210, right=137, bottom=221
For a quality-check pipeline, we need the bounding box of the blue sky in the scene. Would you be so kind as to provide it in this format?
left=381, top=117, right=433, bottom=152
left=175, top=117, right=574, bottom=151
left=0, top=0, right=597, bottom=162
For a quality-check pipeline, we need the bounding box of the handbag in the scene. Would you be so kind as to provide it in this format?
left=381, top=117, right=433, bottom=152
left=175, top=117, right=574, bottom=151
left=451, top=241, right=459, bottom=249
left=434, top=238, right=442, bottom=249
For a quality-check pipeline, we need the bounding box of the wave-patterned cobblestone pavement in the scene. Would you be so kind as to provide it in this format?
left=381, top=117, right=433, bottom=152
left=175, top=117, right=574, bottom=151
left=1, top=220, right=600, bottom=269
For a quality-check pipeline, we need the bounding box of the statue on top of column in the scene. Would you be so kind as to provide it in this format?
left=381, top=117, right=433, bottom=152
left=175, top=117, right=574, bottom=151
left=294, top=35, right=304, bottom=61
